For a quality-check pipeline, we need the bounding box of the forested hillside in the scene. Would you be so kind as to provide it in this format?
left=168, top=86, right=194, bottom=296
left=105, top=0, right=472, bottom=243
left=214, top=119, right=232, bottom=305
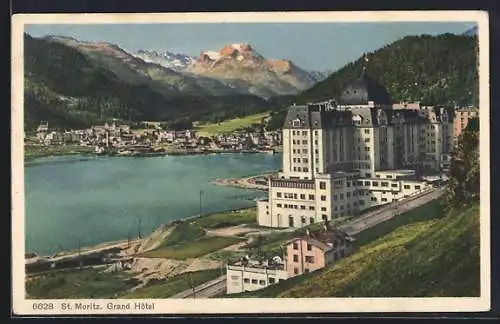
left=267, top=33, right=479, bottom=130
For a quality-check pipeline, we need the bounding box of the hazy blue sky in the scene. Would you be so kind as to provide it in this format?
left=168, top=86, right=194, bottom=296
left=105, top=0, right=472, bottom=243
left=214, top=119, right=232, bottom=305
left=25, top=22, right=475, bottom=71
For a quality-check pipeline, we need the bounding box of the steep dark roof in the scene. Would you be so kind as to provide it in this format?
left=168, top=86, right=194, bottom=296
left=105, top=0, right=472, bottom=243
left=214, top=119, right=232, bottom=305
left=340, top=71, right=392, bottom=106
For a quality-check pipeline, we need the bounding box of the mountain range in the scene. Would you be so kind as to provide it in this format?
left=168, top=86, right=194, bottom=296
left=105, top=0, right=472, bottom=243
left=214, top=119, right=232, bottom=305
left=24, top=28, right=478, bottom=131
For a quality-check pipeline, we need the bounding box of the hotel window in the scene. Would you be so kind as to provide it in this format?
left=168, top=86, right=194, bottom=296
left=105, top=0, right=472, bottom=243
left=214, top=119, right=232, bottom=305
left=372, top=182, right=379, bottom=187
left=293, top=242, right=298, bottom=250
left=303, top=168, right=309, bottom=172
left=269, top=277, right=276, bottom=284
left=304, top=268, right=310, bottom=274
left=415, top=185, right=421, bottom=190
left=303, top=149, right=308, bottom=154
left=292, top=131, right=296, bottom=135
left=365, top=147, right=370, bottom=152
left=297, top=158, right=301, bottom=163
left=387, top=175, right=393, bottom=179
left=277, top=203, right=282, bottom=208
left=294, top=268, right=299, bottom=275
left=302, top=131, right=307, bottom=136
left=292, top=140, right=296, bottom=144
left=303, top=158, right=308, bottom=163
left=231, top=275, right=240, bottom=280
left=300, top=194, right=306, bottom=200
left=321, top=207, right=327, bottom=211
left=346, top=181, right=351, bottom=187
left=252, top=279, right=258, bottom=284
left=244, top=278, right=250, bottom=283
left=315, top=149, right=319, bottom=154
left=309, top=217, right=314, bottom=224
left=364, top=181, right=370, bottom=186
left=293, top=167, right=297, bottom=171
left=359, top=200, right=365, bottom=205
left=259, top=280, right=266, bottom=286
left=364, top=129, right=370, bottom=134
left=364, top=138, right=370, bottom=142
left=305, top=256, right=315, bottom=264
left=300, top=205, right=306, bottom=210
left=391, top=183, right=398, bottom=188
left=357, top=181, right=363, bottom=186
left=307, top=243, right=312, bottom=251
left=293, top=254, right=299, bottom=262
left=315, top=130, right=318, bottom=136
left=277, top=192, right=282, bottom=198
left=381, top=182, right=389, bottom=187
left=340, top=194, right=344, bottom=200
left=347, top=192, right=350, bottom=198
left=309, top=206, right=315, bottom=210
left=404, top=185, right=410, bottom=189
left=297, top=167, right=302, bottom=172
left=303, top=140, right=308, bottom=144
left=294, top=194, right=298, bottom=199
left=333, top=195, right=338, bottom=201
left=301, top=216, right=306, bottom=224
left=314, top=140, right=318, bottom=145
left=319, top=181, right=326, bottom=190
left=322, top=214, right=328, bottom=221
left=353, top=191, right=357, bottom=197
left=321, top=195, right=326, bottom=201
left=340, top=205, right=344, bottom=210
left=309, top=194, right=315, bottom=200
left=371, top=197, right=377, bottom=201
left=292, top=149, right=296, bottom=153
left=382, top=198, right=388, bottom=202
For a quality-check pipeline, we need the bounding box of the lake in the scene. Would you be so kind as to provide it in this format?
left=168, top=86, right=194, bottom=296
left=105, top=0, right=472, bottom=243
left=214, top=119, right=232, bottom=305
left=24, top=153, right=282, bottom=255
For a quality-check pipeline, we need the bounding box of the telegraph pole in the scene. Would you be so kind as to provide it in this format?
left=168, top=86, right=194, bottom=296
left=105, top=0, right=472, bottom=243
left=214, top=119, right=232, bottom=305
left=199, top=190, right=204, bottom=216
left=78, top=239, right=82, bottom=269
left=137, top=217, right=142, bottom=239
left=189, top=272, right=196, bottom=299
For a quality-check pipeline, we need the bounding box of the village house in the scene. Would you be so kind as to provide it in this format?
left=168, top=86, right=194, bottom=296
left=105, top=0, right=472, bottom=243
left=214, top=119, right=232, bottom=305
left=226, top=256, right=288, bottom=294
left=453, top=107, right=479, bottom=143
left=285, top=224, right=355, bottom=277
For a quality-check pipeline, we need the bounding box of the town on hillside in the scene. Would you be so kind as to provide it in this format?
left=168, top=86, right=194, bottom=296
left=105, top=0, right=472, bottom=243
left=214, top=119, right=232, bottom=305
left=26, top=119, right=283, bottom=157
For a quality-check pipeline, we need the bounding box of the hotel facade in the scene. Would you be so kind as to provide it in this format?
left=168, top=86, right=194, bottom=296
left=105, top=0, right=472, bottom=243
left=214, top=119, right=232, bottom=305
left=257, top=71, right=454, bottom=228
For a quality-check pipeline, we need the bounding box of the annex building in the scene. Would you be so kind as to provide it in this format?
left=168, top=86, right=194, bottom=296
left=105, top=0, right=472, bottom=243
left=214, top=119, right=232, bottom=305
left=257, top=71, right=454, bottom=228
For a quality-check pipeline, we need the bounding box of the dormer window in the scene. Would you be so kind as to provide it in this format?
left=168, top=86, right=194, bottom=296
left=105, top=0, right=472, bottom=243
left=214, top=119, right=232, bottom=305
left=292, top=118, right=301, bottom=127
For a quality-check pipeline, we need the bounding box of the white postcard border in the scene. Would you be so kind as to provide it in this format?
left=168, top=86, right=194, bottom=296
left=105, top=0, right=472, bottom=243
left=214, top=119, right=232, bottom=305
left=11, top=11, right=491, bottom=315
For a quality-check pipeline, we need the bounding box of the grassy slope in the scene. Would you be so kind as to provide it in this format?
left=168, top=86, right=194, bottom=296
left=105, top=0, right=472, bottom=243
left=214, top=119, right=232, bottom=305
left=120, top=269, right=222, bottom=298
left=230, top=200, right=480, bottom=298
left=24, top=144, right=95, bottom=161
left=194, top=112, right=270, bottom=137
left=139, top=221, right=243, bottom=260
left=192, top=208, right=257, bottom=229
left=26, top=267, right=140, bottom=299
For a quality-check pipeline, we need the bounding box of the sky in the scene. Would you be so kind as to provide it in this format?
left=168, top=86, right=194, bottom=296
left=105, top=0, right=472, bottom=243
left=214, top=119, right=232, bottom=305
left=25, top=22, right=475, bottom=71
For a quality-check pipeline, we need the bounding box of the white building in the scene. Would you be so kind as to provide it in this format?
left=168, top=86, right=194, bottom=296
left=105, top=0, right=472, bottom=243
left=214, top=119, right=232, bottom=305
left=226, top=256, right=288, bottom=294
left=257, top=71, right=452, bottom=228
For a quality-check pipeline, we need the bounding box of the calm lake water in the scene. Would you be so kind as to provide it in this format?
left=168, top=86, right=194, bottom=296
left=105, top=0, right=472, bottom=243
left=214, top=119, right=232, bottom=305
left=24, top=153, right=282, bottom=255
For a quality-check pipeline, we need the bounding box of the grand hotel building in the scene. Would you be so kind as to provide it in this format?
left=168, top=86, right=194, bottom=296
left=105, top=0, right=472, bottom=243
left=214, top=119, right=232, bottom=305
left=257, top=71, right=454, bottom=228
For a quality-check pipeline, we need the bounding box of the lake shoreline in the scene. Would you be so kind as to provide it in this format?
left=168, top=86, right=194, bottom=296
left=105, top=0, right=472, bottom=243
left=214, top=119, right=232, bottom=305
left=24, top=146, right=281, bottom=162
left=26, top=205, right=258, bottom=261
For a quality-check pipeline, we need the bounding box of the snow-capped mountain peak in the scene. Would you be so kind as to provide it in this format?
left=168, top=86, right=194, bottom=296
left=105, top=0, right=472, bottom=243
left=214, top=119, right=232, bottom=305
left=133, top=50, right=196, bottom=71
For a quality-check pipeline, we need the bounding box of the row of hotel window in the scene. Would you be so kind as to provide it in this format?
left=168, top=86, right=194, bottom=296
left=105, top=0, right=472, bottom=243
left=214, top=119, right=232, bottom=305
left=277, top=190, right=369, bottom=201
left=291, top=129, right=372, bottom=136
left=276, top=199, right=365, bottom=211
left=230, top=276, right=282, bottom=286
